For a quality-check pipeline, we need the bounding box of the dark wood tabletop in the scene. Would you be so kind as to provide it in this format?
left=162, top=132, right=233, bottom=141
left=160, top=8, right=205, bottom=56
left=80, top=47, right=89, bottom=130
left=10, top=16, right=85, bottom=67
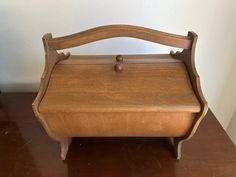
left=0, top=93, right=236, bottom=177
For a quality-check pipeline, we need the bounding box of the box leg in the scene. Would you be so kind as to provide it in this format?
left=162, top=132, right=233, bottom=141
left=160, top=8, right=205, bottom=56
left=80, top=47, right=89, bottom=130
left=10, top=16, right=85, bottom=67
left=169, top=137, right=183, bottom=160
left=60, top=137, right=72, bottom=160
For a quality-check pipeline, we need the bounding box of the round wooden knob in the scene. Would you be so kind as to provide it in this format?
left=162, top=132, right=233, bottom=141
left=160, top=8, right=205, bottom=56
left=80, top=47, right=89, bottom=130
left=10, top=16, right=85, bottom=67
left=114, top=64, right=123, bottom=72
left=116, top=55, right=123, bottom=62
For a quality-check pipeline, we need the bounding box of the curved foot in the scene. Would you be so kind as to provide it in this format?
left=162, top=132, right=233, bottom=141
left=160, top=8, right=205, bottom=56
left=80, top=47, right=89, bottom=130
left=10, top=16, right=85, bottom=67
left=169, top=137, right=183, bottom=160
left=60, top=137, right=72, bottom=160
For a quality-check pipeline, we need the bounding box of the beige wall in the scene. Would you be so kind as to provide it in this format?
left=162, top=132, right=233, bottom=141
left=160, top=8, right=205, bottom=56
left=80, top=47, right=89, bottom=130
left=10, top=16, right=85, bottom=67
left=0, top=1, right=236, bottom=143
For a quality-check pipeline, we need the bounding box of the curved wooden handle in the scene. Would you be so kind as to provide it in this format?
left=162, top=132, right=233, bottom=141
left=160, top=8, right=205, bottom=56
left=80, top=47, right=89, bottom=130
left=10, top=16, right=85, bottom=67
left=47, top=25, right=193, bottom=50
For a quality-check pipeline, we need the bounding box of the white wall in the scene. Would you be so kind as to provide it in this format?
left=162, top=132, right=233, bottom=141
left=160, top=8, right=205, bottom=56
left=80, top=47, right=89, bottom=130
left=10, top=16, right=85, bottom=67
left=0, top=1, right=236, bottom=142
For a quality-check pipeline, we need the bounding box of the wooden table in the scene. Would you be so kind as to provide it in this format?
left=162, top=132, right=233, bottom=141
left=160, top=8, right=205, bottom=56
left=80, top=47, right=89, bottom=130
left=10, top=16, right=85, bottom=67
left=0, top=93, right=236, bottom=177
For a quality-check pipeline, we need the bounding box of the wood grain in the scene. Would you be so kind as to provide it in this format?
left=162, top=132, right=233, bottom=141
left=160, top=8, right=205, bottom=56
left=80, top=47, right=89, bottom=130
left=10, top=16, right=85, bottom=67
left=32, top=25, right=207, bottom=160
left=59, top=54, right=182, bottom=65
left=42, top=112, right=195, bottom=137
left=39, top=62, right=200, bottom=113
left=1, top=93, right=235, bottom=177
left=48, top=25, right=192, bottom=50
left=170, top=32, right=208, bottom=159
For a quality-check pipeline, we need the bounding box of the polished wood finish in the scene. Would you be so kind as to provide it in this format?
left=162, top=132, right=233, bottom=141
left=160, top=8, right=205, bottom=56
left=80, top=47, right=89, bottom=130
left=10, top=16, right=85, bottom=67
left=170, top=32, right=208, bottom=158
left=114, top=54, right=124, bottom=72
left=41, top=112, right=195, bottom=137
left=48, top=25, right=192, bottom=50
left=1, top=93, right=236, bottom=177
left=40, top=62, right=200, bottom=113
left=116, top=55, right=123, bottom=62
left=114, top=63, right=123, bottom=72
left=59, top=54, right=182, bottom=64
left=32, top=25, right=207, bottom=160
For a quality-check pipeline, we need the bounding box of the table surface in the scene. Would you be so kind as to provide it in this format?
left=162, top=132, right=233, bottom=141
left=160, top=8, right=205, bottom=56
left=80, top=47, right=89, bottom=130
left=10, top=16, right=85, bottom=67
left=0, top=93, right=236, bottom=177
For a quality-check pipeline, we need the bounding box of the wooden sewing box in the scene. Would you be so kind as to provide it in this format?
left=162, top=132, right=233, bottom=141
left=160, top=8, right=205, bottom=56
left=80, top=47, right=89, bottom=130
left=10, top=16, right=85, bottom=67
left=32, top=25, right=208, bottom=160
